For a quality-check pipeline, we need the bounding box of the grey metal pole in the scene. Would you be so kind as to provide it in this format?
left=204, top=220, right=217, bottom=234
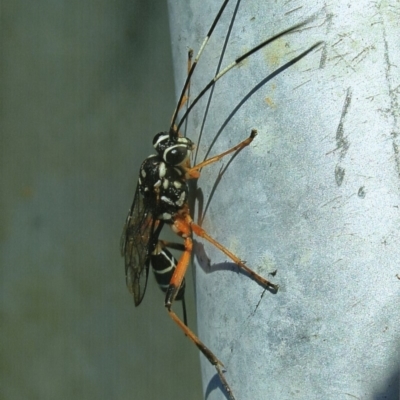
left=168, top=1, right=400, bottom=399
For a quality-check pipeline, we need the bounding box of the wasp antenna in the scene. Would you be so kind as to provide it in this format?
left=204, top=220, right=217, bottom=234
left=169, top=0, right=231, bottom=134
left=176, top=19, right=317, bottom=131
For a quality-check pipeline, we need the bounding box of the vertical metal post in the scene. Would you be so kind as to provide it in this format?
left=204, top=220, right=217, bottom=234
left=168, top=0, right=400, bottom=399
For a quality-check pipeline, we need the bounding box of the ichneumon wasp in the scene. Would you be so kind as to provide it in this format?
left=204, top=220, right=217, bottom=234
left=121, top=1, right=322, bottom=398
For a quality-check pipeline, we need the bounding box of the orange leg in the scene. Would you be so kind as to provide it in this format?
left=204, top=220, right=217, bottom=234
left=164, top=209, right=276, bottom=399
left=165, top=236, right=192, bottom=305
left=190, top=219, right=279, bottom=291
left=186, top=129, right=257, bottom=178
left=164, top=230, right=236, bottom=400
left=167, top=309, right=235, bottom=400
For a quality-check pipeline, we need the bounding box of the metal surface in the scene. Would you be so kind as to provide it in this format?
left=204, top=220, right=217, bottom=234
left=168, top=0, right=400, bottom=399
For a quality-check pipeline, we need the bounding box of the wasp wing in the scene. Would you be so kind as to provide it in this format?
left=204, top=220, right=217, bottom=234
left=121, top=184, right=158, bottom=306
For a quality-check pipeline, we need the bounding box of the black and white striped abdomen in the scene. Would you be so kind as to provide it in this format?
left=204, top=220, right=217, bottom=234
left=151, top=242, right=185, bottom=301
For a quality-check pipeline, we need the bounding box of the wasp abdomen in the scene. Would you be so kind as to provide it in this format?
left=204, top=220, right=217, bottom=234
left=151, top=242, right=185, bottom=301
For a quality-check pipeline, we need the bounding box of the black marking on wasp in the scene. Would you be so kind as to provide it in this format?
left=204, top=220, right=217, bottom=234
left=121, top=1, right=323, bottom=398
left=120, top=164, right=189, bottom=320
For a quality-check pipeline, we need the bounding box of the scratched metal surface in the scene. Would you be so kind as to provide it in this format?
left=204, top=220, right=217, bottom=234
left=0, top=1, right=202, bottom=399
left=168, top=0, right=400, bottom=399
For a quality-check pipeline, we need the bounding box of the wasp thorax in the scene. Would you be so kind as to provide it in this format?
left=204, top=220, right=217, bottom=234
left=153, top=132, right=194, bottom=166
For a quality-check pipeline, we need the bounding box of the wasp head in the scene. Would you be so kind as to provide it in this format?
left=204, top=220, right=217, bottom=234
left=153, top=132, right=194, bottom=166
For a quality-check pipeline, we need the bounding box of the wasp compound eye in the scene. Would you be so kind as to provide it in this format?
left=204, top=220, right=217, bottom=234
left=153, top=133, right=193, bottom=166
left=164, top=145, right=188, bottom=165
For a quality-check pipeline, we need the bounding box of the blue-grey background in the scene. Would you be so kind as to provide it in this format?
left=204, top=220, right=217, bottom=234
left=0, top=1, right=203, bottom=399
left=168, top=1, right=400, bottom=399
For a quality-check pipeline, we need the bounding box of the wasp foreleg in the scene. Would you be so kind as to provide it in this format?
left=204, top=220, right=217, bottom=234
left=186, top=129, right=257, bottom=178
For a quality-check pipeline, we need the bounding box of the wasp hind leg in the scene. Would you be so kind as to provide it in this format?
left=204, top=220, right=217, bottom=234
left=164, top=235, right=236, bottom=400
left=191, top=220, right=278, bottom=291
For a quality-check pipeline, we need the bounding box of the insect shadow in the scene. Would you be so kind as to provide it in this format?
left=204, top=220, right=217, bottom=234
left=204, top=372, right=228, bottom=400
left=194, top=239, right=276, bottom=295
left=193, top=181, right=278, bottom=295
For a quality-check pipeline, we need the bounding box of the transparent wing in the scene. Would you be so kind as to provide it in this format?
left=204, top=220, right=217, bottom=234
left=121, top=184, right=157, bottom=306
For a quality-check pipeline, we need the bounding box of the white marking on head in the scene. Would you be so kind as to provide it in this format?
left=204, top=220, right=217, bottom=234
left=153, top=133, right=169, bottom=147
left=163, top=179, right=169, bottom=189
left=177, top=137, right=191, bottom=145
